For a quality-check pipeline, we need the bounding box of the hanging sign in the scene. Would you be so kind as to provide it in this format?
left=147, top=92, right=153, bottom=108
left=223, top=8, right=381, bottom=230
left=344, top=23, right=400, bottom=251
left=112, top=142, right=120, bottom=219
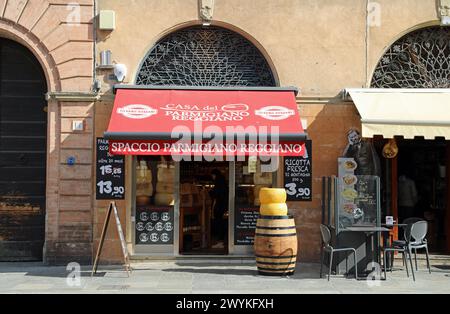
left=284, top=140, right=312, bottom=201
left=96, top=138, right=125, bottom=199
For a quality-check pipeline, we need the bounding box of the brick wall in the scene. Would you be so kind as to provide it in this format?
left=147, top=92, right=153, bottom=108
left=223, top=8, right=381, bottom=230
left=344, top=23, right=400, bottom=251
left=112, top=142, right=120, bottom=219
left=289, top=101, right=361, bottom=262
left=1, top=0, right=95, bottom=264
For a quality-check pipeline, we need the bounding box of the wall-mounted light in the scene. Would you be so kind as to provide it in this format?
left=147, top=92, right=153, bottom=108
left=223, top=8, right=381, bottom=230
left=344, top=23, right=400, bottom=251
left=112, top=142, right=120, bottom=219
left=114, top=63, right=127, bottom=82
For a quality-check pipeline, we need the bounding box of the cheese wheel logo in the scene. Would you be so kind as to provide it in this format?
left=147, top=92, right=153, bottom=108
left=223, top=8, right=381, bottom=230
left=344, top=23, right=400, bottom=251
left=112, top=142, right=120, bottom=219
left=255, top=106, right=295, bottom=120
left=118, top=104, right=157, bottom=119
left=221, top=104, right=249, bottom=112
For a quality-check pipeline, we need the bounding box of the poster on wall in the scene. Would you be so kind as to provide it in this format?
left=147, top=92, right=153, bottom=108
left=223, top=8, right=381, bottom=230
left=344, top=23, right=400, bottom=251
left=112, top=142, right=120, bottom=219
left=96, top=138, right=125, bottom=200
left=284, top=140, right=312, bottom=201
left=135, top=206, right=174, bottom=245
left=234, top=207, right=259, bottom=245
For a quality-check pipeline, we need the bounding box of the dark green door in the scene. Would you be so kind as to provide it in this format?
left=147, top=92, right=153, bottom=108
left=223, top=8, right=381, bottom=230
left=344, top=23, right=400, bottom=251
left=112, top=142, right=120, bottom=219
left=0, top=38, right=47, bottom=261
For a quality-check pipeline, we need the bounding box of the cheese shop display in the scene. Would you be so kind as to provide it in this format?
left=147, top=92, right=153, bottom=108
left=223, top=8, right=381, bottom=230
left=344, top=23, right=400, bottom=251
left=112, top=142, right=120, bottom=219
left=259, top=188, right=288, bottom=216
left=259, top=188, right=287, bottom=204
left=134, top=158, right=175, bottom=207
left=259, top=202, right=288, bottom=216
left=154, top=162, right=175, bottom=206
left=136, top=160, right=153, bottom=205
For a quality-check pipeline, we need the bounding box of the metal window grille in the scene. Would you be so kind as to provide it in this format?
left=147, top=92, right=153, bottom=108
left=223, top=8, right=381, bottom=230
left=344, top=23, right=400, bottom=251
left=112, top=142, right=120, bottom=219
left=136, top=26, right=276, bottom=87
left=371, top=26, right=450, bottom=88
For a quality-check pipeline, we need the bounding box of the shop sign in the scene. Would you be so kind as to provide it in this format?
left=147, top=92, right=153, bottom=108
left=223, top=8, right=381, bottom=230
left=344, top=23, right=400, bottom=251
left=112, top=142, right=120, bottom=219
left=109, top=140, right=306, bottom=157
left=234, top=207, right=259, bottom=245
left=135, top=206, right=174, bottom=245
left=283, top=140, right=312, bottom=201
left=96, top=138, right=125, bottom=199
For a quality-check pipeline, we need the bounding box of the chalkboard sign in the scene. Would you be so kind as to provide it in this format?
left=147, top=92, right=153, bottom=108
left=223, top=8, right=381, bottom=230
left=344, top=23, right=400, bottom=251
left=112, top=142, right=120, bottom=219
left=96, top=138, right=125, bottom=200
left=234, top=207, right=259, bottom=245
left=284, top=140, right=312, bottom=201
left=135, top=206, right=174, bottom=245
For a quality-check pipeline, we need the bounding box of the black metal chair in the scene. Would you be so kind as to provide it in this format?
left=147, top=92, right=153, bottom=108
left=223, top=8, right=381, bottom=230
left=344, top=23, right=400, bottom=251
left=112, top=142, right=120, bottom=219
left=382, top=224, right=414, bottom=281
left=319, top=224, right=358, bottom=281
left=391, top=217, right=423, bottom=268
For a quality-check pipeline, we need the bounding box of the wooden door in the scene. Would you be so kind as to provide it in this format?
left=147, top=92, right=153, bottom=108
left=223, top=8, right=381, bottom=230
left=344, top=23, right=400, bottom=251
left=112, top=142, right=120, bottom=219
left=0, top=38, right=47, bottom=261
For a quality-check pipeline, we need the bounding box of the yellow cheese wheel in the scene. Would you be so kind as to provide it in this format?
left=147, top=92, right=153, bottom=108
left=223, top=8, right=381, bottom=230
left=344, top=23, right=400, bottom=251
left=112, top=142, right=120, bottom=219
left=154, top=193, right=175, bottom=206
left=157, top=167, right=175, bottom=182
left=259, top=203, right=288, bottom=216
left=136, top=180, right=153, bottom=196
left=156, top=182, right=174, bottom=193
left=259, top=188, right=287, bottom=204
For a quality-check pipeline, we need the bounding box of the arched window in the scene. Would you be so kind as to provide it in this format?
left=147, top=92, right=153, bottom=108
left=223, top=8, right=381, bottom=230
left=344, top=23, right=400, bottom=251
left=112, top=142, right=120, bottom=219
left=136, top=26, right=276, bottom=87
left=371, top=26, right=450, bottom=88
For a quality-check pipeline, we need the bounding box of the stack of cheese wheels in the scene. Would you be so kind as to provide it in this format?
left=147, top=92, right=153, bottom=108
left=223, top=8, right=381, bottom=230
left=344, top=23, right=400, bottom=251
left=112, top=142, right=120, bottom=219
left=255, top=187, right=298, bottom=276
left=136, top=160, right=153, bottom=205
left=154, top=163, right=175, bottom=206
left=258, top=188, right=288, bottom=216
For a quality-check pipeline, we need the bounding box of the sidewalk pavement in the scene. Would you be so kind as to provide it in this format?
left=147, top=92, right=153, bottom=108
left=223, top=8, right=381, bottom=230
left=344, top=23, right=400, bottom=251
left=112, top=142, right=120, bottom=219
left=0, top=260, right=449, bottom=294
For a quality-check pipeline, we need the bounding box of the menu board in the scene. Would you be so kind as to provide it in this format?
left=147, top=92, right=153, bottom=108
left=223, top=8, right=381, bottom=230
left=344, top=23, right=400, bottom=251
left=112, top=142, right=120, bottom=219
left=135, top=206, right=174, bottom=245
left=234, top=207, right=259, bottom=245
left=96, top=138, right=125, bottom=200
left=284, top=140, right=312, bottom=201
left=337, top=157, right=378, bottom=228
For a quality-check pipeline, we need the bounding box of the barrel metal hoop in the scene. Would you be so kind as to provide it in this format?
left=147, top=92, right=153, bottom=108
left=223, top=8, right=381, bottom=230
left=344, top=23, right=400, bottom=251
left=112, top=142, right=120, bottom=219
left=255, top=254, right=297, bottom=259
left=255, top=233, right=297, bottom=237
left=255, top=226, right=296, bottom=230
left=256, top=261, right=296, bottom=266
left=257, top=267, right=296, bottom=272
left=258, top=215, right=294, bottom=219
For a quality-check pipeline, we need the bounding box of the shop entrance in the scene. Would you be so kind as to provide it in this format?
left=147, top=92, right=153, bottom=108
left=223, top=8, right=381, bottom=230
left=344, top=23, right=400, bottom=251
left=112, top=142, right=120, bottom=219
left=179, top=161, right=229, bottom=255
left=377, top=138, right=449, bottom=253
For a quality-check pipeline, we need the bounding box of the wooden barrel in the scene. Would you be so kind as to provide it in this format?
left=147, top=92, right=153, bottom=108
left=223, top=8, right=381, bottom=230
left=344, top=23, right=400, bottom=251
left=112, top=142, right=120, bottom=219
left=254, top=215, right=298, bottom=276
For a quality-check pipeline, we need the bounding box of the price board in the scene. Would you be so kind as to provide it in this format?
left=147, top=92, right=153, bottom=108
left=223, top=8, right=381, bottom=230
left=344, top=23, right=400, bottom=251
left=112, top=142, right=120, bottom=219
left=234, top=207, right=259, bottom=245
left=284, top=140, right=312, bottom=201
left=96, top=138, right=125, bottom=200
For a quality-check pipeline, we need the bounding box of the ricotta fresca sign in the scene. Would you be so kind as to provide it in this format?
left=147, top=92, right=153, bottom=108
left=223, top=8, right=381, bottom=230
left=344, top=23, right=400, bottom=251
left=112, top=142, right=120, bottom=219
left=105, top=88, right=306, bottom=157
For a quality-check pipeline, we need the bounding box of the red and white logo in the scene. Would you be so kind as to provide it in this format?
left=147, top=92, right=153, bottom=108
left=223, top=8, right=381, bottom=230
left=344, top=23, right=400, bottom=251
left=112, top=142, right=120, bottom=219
left=118, top=104, right=157, bottom=119
left=255, top=106, right=295, bottom=120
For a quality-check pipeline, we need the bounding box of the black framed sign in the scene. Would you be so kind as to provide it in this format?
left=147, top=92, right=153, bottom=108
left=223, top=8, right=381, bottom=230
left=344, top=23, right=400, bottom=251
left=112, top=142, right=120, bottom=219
left=135, top=206, right=174, bottom=245
left=96, top=138, right=125, bottom=200
left=284, top=140, right=312, bottom=201
left=234, top=206, right=259, bottom=245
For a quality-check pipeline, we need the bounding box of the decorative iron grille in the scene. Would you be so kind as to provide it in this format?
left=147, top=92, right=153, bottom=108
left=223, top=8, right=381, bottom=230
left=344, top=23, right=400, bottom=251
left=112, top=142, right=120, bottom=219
left=136, top=26, right=276, bottom=87
left=371, top=27, right=450, bottom=88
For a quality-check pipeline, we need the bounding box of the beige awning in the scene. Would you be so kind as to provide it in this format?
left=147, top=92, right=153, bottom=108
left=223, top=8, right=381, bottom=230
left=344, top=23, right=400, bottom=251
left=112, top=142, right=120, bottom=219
left=346, top=88, right=450, bottom=139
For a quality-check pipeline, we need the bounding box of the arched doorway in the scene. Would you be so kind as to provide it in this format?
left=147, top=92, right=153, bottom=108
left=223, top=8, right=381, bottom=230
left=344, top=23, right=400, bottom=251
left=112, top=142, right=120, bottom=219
left=0, top=38, right=47, bottom=261
left=133, top=25, right=278, bottom=255
left=370, top=26, right=450, bottom=253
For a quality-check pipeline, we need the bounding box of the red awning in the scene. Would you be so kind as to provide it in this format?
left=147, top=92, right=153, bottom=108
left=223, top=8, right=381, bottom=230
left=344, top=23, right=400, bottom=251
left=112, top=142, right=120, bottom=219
left=104, top=86, right=307, bottom=157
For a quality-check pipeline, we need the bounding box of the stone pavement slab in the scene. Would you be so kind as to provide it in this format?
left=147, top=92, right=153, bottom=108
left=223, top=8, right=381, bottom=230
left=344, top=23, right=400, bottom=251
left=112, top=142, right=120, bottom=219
left=0, top=261, right=449, bottom=294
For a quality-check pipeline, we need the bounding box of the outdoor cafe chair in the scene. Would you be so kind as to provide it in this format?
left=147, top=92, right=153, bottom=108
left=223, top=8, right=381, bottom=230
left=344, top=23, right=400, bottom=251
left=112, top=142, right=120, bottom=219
left=408, top=221, right=432, bottom=274
left=382, top=231, right=414, bottom=281
left=319, top=224, right=358, bottom=281
left=382, top=221, right=430, bottom=281
left=390, top=217, right=422, bottom=268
